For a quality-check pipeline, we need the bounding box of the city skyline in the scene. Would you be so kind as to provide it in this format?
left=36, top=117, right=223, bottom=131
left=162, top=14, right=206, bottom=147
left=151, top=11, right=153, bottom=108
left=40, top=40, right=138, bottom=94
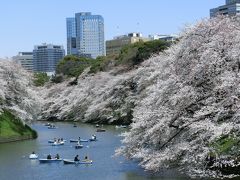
left=0, top=0, right=223, bottom=58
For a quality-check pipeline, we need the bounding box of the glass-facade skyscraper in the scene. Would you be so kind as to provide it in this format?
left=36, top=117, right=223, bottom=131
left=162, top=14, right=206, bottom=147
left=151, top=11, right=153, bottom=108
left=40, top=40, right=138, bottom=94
left=66, top=12, right=105, bottom=59
left=33, top=44, right=65, bottom=74
left=66, top=18, right=78, bottom=55
left=210, top=0, right=240, bottom=17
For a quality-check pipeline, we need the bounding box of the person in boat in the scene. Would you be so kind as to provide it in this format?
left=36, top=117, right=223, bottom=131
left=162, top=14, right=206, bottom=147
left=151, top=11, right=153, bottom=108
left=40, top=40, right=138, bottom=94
left=32, top=151, right=35, bottom=154
left=47, top=154, right=52, bottom=159
left=55, top=154, right=60, bottom=159
left=78, top=137, right=81, bottom=141
left=91, top=134, right=96, bottom=140
left=74, top=155, right=80, bottom=162
left=84, top=155, right=88, bottom=160
left=77, top=141, right=81, bottom=145
left=61, top=138, right=63, bottom=141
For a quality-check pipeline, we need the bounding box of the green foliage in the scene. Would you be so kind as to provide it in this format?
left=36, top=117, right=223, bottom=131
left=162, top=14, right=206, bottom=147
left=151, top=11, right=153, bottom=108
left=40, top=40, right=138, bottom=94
left=117, top=40, right=170, bottom=65
left=0, top=97, right=4, bottom=105
left=56, top=40, right=169, bottom=78
left=89, top=56, right=106, bottom=74
left=51, top=74, right=64, bottom=84
left=56, top=55, right=93, bottom=77
left=117, top=46, right=138, bottom=65
left=0, top=110, right=37, bottom=138
left=33, top=72, right=50, bottom=86
left=56, top=55, right=117, bottom=78
left=89, top=55, right=117, bottom=74
left=210, top=135, right=240, bottom=155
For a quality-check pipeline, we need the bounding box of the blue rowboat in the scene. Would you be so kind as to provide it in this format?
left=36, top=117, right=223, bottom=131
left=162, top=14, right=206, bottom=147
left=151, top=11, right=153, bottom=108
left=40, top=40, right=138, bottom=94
left=70, top=139, right=78, bottom=143
left=96, top=129, right=106, bottom=132
left=63, top=159, right=93, bottom=165
left=70, top=139, right=88, bottom=143
left=39, top=159, right=63, bottom=163
left=75, top=144, right=83, bottom=149
left=79, top=139, right=88, bottom=142
left=89, top=138, right=97, bottom=141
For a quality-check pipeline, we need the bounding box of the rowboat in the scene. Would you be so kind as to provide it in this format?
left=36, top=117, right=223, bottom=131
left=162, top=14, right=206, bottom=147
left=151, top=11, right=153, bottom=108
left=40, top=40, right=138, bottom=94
left=70, top=139, right=78, bottom=143
left=63, top=159, right=93, bottom=164
left=75, top=144, right=83, bottom=149
left=52, top=141, right=64, bottom=146
left=79, top=139, right=88, bottom=142
left=29, top=154, right=38, bottom=159
left=89, top=135, right=97, bottom=141
left=70, top=139, right=88, bottom=143
left=48, top=125, right=56, bottom=129
left=44, top=123, right=51, bottom=126
left=96, top=129, right=106, bottom=132
left=115, top=125, right=127, bottom=129
left=39, top=159, right=63, bottom=163
left=48, top=139, right=66, bottom=143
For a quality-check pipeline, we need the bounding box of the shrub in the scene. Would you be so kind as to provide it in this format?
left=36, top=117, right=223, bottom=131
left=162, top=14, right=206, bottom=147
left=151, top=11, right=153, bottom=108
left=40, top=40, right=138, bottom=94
left=33, top=72, right=50, bottom=86
left=117, top=40, right=170, bottom=66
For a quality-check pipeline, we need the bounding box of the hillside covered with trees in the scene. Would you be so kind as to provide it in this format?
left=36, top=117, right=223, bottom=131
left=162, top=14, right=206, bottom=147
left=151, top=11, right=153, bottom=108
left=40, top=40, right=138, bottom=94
left=117, top=16, right=240, bottom=178
left=0, top=61, right=39, bottom=141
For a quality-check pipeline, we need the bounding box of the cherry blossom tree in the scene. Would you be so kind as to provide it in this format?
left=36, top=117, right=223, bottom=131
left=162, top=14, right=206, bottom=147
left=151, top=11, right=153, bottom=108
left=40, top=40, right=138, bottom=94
left=0, top=60, right=41, bottom=121
left=117, top=16, right=240, bottom=178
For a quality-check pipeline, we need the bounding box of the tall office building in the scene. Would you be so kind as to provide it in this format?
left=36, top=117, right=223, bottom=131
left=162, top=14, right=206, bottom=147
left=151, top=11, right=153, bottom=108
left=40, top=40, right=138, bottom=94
left=12, top=52, right=34, bottom=72
left=66, top=18, right=78, bottom=55
left=33, top=44, right=65, bottom=74
left=210, top=0, right=240, bottom=17
left=66, top=12, right=105, bottom=59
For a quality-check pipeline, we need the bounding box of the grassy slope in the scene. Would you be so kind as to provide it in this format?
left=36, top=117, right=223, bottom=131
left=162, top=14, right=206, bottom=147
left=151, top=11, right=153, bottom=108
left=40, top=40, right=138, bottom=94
left=0, top=110, right=37, bottom=138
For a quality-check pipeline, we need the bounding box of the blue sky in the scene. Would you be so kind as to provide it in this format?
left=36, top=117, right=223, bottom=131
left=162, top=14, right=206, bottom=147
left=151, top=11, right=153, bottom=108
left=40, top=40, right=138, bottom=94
left=0, top=0, right=223, bottom=58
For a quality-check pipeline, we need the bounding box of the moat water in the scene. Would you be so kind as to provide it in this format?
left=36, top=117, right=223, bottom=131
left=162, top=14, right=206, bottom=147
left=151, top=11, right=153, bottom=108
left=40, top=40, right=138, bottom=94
left=0, top=122, right=188, bottom=180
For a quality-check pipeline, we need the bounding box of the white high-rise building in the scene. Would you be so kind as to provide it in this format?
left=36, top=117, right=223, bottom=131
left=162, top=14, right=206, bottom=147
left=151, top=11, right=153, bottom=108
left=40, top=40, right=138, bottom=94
left=12, top=52, right=34, bottom=72
left=66, top=12, right=105, bottom=59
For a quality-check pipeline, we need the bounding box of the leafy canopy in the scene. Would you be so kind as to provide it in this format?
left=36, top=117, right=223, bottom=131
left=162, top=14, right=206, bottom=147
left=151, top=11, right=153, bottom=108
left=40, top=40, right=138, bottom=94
left=33, top=72, right=50, bottom=87
left=56, top=40, right=170, bottom=78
